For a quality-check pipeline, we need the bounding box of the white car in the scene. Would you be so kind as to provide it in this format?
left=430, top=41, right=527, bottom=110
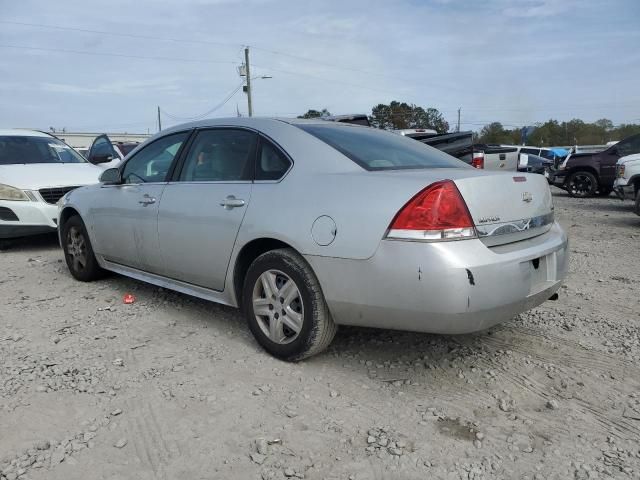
left=0, top=129, right=104, bottom=239
left=614, top=153, right=640, bottom=200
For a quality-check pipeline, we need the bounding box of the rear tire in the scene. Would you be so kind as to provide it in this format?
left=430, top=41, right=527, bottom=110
left=61, top=215, right=105, bottom=282
left=566, top=171, right=597, bottom=197
left=242, top=248, right=337, bottom=361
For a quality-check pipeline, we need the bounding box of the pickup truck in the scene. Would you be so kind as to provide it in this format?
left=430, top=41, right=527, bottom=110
left=396, top=129, right=474, bottom=163
left=551, top=133, right=640, bottom=197
left=614, top=153, right=640, bottom=215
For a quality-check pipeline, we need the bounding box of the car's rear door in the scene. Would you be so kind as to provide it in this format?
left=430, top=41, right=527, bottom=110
left=90, top=131, right=191, bottom=271
left=156, top=128, right=258, bottom=290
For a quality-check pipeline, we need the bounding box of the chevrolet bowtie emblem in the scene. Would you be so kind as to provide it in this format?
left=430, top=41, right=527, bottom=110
left=522, top=192, right=533, bottom=203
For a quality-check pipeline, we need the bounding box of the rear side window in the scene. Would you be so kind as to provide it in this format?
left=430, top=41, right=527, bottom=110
left=179, top=129, right=257, bottom=182
left=297, top=124, right=466, bottom=170
left=520, top=148, right=540, bottom=155
left=256, top=139, right=291, bottom=180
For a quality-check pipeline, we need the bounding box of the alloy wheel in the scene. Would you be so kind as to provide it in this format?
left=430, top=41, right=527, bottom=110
left=66, top=226, right=88, bottom=272
left=252, top=269, right=304, bottom=344
left=568, top=173, right=594, bottom=197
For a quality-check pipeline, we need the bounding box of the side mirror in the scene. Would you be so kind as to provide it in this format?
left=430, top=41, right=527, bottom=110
left=89, top=153, right=114, bottom=164
left=99, top=168, right=122, bottom=185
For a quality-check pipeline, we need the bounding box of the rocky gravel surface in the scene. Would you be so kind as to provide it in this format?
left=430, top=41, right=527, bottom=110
left=1, top=188, right=639, bottom=479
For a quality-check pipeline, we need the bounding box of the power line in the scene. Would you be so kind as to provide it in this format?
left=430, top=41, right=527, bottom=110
left=0, top=43, right=237, bottom=65
left=0, top=20, right=239, bottom=49
left=0, top=18, right=469, bottom=93
left=161, top=82, right=245, bottom=121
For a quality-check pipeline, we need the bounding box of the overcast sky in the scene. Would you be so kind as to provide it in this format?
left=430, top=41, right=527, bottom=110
left=1, top=0, right=638, bottom=133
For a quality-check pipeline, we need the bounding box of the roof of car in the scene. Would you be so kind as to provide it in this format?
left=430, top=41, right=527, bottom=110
left=0, top=129, right=55, bottom=138
left=161, top=116, right=358, bottom=132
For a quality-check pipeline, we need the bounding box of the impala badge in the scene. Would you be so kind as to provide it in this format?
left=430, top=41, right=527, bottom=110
left=522, top=192, right=533, bottom=203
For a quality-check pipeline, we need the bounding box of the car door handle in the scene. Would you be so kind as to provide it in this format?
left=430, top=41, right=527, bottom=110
left=220, top=196, right=245, bottom=209
left=138, top=194, right=156, bottom=206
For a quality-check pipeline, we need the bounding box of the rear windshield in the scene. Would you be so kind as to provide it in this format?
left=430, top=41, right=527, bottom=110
left=297, top=124, right=467, bottom=171
left=0, top=136, right=87, bottom=165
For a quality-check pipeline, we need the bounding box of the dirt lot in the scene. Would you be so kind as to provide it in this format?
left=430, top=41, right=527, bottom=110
left=1, top=188, right=639, bottom=480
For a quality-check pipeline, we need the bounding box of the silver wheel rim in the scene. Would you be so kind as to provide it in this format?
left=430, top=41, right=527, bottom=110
left=66, top=226, right=88, bottom=272
left=252, top=269, right=304, bottom=345
left=569, top=173, right=594, bottom=196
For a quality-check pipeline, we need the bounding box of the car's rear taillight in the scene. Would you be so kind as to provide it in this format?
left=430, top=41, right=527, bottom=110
left=387, top=180, right=477, bottom=241
left=471, top=152, right=484, bottom=169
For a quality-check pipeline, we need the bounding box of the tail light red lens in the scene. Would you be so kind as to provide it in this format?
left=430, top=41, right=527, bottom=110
left=387, top=180, right=476, bottom=241
left=471, top=152, right=484, bottom=169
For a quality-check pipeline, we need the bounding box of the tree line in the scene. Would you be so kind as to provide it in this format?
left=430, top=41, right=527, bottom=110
left=477, top=119, right=640, bottom=146
left=298, top=102, right=640, bottom=146
left=298, top=101, right=449, bottom=133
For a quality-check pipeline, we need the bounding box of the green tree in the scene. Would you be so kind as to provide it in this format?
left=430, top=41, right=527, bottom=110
left=369, top=101, right=449, bottom=132
left=478, top=122, right=507, bottom=144
left=298, top=108, right=331, bottom=119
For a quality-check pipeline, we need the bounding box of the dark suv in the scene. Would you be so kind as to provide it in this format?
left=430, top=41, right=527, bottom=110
left=551, top=133, right=640, bottom=197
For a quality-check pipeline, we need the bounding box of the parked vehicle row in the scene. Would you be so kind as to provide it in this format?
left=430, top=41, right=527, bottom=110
left=7, top=118, right=636, bottom=361
left=57, top=118, right=568, bottom=360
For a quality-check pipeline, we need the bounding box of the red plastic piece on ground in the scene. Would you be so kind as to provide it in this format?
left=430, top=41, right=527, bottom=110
left=123, top=293, right=136, bottom=304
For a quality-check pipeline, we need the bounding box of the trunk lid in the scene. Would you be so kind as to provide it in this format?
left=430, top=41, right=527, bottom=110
left=453, top=172, right=554, bottom=246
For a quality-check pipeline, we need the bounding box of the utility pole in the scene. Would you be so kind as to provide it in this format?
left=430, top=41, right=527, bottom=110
left=157, top=106, right=162, bottom=132
left=456, top=107, right=461, bottom=132
left=244, top=47, right=252, bottom=117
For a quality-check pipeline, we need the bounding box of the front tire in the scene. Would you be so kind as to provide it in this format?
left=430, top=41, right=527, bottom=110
left=566, top=171, right=597, bottom=197
left=242, top=248, right=337, bottom=361
left=61, top=215, right=105, bottom=282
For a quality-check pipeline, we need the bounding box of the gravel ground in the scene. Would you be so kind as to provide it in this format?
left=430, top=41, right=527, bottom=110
left=1, top=188, right=639, bottom=480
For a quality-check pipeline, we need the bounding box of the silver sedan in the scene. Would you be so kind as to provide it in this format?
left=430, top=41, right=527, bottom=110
left=58, top=118, right=568, bottom=360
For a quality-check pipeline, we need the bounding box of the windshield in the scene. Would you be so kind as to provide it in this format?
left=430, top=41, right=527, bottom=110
left=0, top=136, right=87, bottom=165
left=297, top=124, right=467, bottom=171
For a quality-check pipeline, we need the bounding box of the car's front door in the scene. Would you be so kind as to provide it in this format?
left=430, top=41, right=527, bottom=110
left=157, top=128, right=258, bottom=290
left=87, top=134, right=121, bottom=169
left=90, top=131, right=191, bottom=271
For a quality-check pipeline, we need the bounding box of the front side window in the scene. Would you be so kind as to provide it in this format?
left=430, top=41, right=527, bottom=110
left=179, top=129, right=257, bottom=182
left=256, top=139, right=291, bottom=180
left=121, top=131, right=189, bottom=184
left=92, top=137, right=115, bottom=156
left=297, top=124, right=467, bottom=171
left=0, top=136, right=86, bottom=165
left=615, top=134, right=640, bottom=157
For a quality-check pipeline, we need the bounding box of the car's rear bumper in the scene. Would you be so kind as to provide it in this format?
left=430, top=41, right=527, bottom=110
left=0, top=200, right=58, bottom=238
left=306, top=222, right=568, bottom=334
